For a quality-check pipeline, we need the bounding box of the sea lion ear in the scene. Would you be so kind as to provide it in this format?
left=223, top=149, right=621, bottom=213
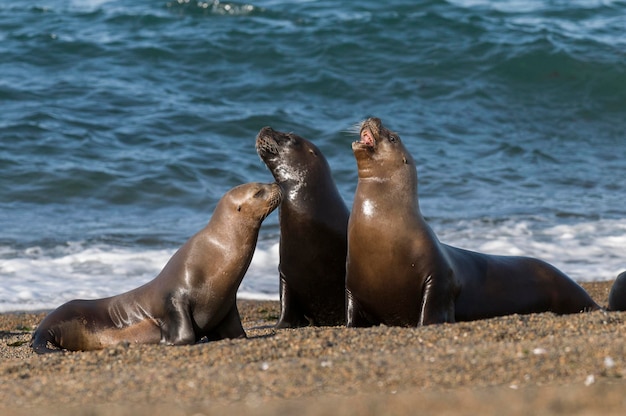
left=237, top=205, right=242, bottom=212
left=403, top=157, right=408, bottom=164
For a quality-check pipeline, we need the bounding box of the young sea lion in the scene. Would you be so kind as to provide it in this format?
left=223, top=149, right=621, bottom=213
left=31, top=182, right=282, bottom=352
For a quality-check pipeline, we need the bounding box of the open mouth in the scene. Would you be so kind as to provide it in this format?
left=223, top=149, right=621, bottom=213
left=353, top=125, right=377, bottom=151
left=353, top=118, right=381, bottom=150
left=359, top=128, right=376, bottom=147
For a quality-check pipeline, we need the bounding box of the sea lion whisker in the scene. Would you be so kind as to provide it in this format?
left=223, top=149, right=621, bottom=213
left=344, top=121, right=365, bottom=135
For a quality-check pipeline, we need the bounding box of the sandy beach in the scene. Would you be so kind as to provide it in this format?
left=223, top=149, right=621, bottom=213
left=1, top=280, right=625, bottom=415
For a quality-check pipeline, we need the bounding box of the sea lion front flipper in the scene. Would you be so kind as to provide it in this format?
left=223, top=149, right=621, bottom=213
left=346, top=289, right=375, bottom=328
left=419, top=273, right=456, bottom=326
left=206, top=304, right=246, bottom=341
left=160, top=295, right=196, bottom=345
left=275, top=274, right=309, bottom=328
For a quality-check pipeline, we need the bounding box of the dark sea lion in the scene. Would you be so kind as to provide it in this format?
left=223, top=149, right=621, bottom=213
left=31, top=182, right=282, bottom=353
left=256, top=127, right=349, bottom=327
left=346, top=117, right=600, bottom=327
left=608, top=271, right=626, bottom=311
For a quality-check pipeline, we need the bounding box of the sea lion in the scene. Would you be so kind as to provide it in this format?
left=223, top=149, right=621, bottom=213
left=31, top=182, right=282, bottom=353
left=608, top=271, right=626, bottom=311
left=346, top=117, right=600, bottom=327
left=256, top=127, right=349, bottom=327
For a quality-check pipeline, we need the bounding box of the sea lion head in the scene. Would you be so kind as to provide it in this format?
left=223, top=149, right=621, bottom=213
left=220, top=182, right=282, bottom=223
left=256, top=127, right=326, bottom=186
left=352, top=117, right=415, bottom=180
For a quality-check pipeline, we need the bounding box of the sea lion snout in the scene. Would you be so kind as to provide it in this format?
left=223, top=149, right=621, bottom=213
left=264, top=183, right=283, bottom=214
left=360, top=129, right=376, bottom=147
left=354, top=117, right=385, bottom=150
left=256, top=127, right=280, bottom=156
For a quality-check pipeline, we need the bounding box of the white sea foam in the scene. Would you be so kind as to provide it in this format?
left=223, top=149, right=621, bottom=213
left=0, top=218, right=623, bottom=312
left=436, top=218, right=626, bottom=282
left=0, top=243, right=171, bottom=312
left=238, top=241, right=280, bottom=301
left=0, top=240, right=280, bottom=312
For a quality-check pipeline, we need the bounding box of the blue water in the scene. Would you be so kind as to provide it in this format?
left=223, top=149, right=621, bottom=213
left=1, top=0, right=625, bottom=312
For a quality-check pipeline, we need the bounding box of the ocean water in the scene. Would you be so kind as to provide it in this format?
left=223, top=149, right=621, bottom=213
left=1, top=0, right=625, bottom=312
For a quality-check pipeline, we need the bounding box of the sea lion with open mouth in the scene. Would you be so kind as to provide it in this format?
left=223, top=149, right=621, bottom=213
left=346, top=117, right=600, bottom=327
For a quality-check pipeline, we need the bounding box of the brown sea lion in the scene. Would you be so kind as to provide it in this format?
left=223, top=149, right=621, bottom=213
left=31, top=182, right=282, bottom=353
left=346, top=117, right=600, bottom=327
left=256, top=127, right=349, bottom=327
left=608, top=271, right=626, bottom=311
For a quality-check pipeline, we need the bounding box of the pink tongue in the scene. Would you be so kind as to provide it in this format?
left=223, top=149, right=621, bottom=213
left=360, top=130, right=375, bottom=146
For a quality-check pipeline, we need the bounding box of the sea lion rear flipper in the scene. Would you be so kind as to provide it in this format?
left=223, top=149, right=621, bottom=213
left=30, top=328, right=61, bottom=354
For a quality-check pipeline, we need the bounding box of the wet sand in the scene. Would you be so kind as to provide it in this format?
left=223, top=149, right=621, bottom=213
left=1, top=281, right=625, bottom=415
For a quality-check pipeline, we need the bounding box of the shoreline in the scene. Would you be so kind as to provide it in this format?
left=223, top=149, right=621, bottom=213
left=0, top=278, right=612, bottom=315
left=1, top=281, right=625, bottom=415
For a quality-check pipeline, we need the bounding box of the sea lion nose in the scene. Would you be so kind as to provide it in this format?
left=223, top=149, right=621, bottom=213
left=260, top=126, right=274, bottom=135
left=360, top=117, right=381, bottom=139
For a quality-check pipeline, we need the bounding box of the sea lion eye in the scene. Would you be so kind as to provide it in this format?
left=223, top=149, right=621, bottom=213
left=389, top=135, right=398, bottom=143
left=253, top=189, right=265, bottom=198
